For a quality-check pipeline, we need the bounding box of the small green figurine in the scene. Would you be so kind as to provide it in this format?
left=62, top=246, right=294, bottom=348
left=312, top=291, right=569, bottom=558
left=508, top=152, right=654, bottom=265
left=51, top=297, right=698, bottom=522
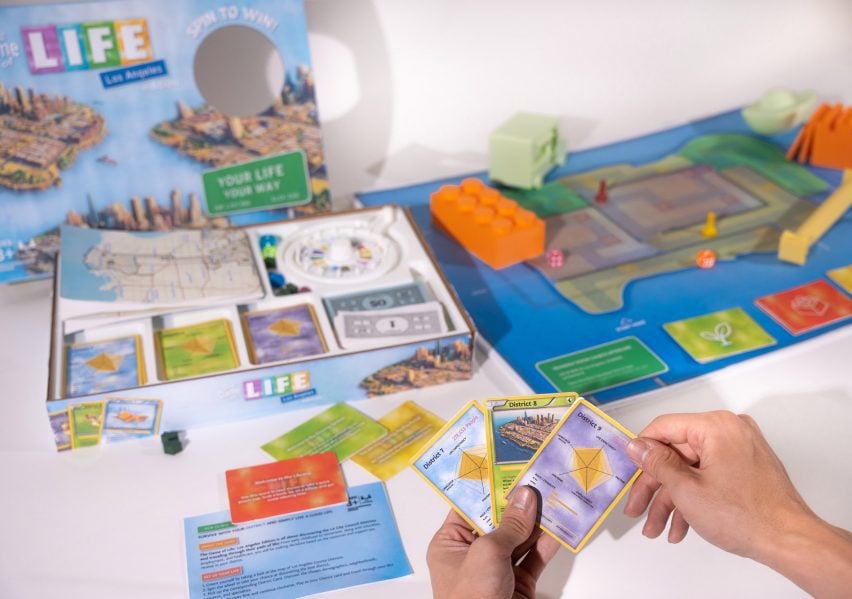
left=489, top=112, right=566, bottom=189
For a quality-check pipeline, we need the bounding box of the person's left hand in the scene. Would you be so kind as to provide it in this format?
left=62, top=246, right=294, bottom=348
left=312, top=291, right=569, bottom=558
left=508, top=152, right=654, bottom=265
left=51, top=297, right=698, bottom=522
left=427, top=486, right=561, bottom=599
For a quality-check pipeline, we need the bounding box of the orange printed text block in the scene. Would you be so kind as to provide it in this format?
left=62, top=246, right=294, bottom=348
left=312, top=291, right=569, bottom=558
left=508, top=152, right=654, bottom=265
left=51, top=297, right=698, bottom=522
left=225, top=452, right=347, bottom=524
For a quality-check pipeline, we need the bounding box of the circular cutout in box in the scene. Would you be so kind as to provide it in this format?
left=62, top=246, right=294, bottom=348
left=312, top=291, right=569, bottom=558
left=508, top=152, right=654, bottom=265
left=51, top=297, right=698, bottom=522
left=194, top=24, right=284, bottom=117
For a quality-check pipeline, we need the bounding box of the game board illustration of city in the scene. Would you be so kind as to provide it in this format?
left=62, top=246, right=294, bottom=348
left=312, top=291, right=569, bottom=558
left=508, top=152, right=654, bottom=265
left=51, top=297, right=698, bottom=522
left=359, top=110, right=852, bottom=404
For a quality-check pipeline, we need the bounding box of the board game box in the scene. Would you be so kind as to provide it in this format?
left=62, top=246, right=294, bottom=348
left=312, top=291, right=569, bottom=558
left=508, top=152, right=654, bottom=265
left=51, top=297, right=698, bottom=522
left=0, top=0, right=330, bottom=285
left=45, top=206, right=476, bottom=451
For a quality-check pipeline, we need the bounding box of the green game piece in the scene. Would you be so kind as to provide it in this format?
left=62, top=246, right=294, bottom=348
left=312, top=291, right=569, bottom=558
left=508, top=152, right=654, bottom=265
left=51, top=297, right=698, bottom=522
left=536, top=337, right=668, bottom=394
left=663, top=307, right=776, bottom=363
left=489, top=112, right=566, bottom=190
left=741, top=89, right=816, bottom=135
left=161, top=431, right=183, bottom=455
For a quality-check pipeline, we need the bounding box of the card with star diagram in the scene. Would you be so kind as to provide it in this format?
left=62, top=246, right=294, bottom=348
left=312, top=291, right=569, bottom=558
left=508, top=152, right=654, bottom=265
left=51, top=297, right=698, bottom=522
left=507, top=399, right=640, bottom=553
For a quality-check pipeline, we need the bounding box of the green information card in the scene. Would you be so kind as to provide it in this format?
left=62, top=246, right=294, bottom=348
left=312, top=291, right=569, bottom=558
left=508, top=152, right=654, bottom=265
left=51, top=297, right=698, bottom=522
left=663, top=307, right=776, bottom=364
left=261, top=403, right=388, bottom=462
left=536, top=337, right=668, bottom=394
left=202, top=151, right=311, bottom=215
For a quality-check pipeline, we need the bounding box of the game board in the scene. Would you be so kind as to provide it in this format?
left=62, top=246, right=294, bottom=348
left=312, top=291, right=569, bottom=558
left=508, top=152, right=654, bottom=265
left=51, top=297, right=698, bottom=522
left=359, top=110, right=852, bottom=404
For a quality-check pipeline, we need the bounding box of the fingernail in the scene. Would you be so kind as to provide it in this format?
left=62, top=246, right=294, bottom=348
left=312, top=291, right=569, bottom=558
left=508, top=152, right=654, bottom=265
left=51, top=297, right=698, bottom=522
left=509, top=486, right=534, bottom=510
left=627, top=438, right=651, bottom=467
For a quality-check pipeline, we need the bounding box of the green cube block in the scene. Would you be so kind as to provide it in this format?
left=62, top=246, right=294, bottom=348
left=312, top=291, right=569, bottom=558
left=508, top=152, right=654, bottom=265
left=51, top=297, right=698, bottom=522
left=161, top=431, right=184, bottom=455
left=489, top=112, right=566, bottom=190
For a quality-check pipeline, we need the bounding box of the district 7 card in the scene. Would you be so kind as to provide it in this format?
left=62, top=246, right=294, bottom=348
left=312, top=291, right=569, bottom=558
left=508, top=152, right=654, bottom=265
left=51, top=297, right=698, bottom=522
left=410, top=401, right=495, bottom=534
left=508, top=399, right=640, bottom=553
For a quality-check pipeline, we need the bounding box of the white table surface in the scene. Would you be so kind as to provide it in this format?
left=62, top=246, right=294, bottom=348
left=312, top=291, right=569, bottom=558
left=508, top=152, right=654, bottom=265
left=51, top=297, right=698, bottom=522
left=2, top=1, right=852, bottom=598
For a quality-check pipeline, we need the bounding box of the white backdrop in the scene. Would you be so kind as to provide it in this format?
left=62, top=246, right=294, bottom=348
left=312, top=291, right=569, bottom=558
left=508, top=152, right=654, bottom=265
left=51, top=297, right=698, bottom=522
left=1, top=1, right=851, bottom=598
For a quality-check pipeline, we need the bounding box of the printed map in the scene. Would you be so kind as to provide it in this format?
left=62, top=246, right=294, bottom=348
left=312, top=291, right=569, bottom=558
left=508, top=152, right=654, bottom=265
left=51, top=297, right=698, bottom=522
left=59, top=226, right=262, bottom=303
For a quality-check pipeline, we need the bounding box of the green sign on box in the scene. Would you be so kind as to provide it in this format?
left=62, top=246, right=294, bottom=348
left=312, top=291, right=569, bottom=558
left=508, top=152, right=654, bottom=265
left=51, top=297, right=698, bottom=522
left=536, top=336, right=668, bottom=394
left=202, top=151, right=311, bottom=216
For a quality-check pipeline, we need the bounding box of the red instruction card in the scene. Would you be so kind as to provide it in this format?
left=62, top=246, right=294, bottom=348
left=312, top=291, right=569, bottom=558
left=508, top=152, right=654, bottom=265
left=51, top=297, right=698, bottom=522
left=225, top=452, right=347, bottom=523
left=755, top=279, right=852, bottom=336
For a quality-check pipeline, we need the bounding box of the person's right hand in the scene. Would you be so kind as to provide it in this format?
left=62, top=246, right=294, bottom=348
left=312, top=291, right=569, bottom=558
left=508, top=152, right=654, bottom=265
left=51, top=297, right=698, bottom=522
left=623, top=411, right=852, bottom=597
left=623, top=411, right=809, bottom=558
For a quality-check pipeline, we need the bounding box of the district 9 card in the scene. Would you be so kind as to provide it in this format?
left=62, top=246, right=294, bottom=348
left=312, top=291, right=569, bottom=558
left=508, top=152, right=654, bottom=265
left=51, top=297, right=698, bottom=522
left=508, top=399, right=640, bottom=552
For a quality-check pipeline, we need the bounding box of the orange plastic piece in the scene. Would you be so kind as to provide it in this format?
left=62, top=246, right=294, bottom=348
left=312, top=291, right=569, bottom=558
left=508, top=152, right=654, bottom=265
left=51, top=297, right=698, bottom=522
left=787, top=102, right=852, bottom=169
left=696, top=249, right=717, bottom=269
left=430, top=178, right=545, bottom=269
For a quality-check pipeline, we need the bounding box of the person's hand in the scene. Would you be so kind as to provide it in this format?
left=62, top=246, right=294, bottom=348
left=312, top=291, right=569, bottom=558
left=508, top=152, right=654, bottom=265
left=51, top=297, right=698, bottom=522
left=427, top=486, right=560, bottom=599
left=623, top=410, right=809, bottom=557
left=623, top=411, right=852, bottom=597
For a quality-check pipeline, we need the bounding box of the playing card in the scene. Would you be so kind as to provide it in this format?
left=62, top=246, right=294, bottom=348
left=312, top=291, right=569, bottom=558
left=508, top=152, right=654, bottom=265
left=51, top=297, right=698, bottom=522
left=507, top=399, right=640, bottom=552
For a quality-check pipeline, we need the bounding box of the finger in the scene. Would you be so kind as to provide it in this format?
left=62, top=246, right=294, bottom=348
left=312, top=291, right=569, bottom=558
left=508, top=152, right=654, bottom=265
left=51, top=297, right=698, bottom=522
left=627, top=437, right=697, bottom=489
left=664, top=441, right=701, bottom=465
left=623, top=471, right=661, bottom=517
left=637, top=413, right=697, bottom=443
left=637, top=412, right=716, bottom=455
left=515, top=532, right=562, bottom=581
left=486, top=486, right=538, bottom=556
left=511, top=522, right=543, bottom=563
left=442, top=508, right=472, bottom=528
left=668, top=509, right=690, bottom=543
left=643, top=487, right=676, bottom=539
left=434, top=509, right=477, bottom=543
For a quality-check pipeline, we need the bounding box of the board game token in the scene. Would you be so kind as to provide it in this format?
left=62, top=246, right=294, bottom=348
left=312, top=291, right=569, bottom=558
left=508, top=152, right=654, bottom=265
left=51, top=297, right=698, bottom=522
left=260, top=235, right=279, bottom=269
left=268, top=271, right=285, bottom=288
left=546, top=249, right=564, bottom=268
left=161, top=431, right=184, bottom=455
left=696, top=248, right=717, bottom=269
left=702, top=211, right=718, bottom=237
left=594, top=180, right=607, bottom=203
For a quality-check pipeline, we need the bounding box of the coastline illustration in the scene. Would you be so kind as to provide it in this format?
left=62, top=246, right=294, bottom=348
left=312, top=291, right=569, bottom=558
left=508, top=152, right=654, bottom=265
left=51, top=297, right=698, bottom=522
left=149, top=66, right=330, bottom=215
left=497, top=412, right=558, bottom=452
left=16, top=190, right=229, bottom=276
left=360, top=340, right=472, bottom=396
left=492, top=409, right=563, bottom=463
left=0, top=83, right=106, bottom=192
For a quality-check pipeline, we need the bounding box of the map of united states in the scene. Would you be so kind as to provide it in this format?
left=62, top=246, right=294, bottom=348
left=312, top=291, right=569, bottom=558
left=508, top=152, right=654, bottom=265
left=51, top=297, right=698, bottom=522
left=61, top=226, right=263, bottom=303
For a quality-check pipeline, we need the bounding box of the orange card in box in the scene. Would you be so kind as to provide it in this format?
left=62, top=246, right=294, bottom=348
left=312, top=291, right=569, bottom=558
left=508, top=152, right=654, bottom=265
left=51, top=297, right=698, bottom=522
left=225, top=452, right=347, bottom=524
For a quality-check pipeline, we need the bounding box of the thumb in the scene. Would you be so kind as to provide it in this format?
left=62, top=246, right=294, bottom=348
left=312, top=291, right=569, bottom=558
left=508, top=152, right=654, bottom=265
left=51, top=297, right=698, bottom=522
left=627, top=437, right=694, bottom=488
left=487, top=486, right=538, bottom=555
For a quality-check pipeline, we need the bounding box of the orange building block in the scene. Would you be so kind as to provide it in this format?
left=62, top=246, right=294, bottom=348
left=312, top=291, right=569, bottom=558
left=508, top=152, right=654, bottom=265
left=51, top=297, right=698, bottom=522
left=787, top=102, right=852, bottom=170
left=430, top=178, right=545, bottom=269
